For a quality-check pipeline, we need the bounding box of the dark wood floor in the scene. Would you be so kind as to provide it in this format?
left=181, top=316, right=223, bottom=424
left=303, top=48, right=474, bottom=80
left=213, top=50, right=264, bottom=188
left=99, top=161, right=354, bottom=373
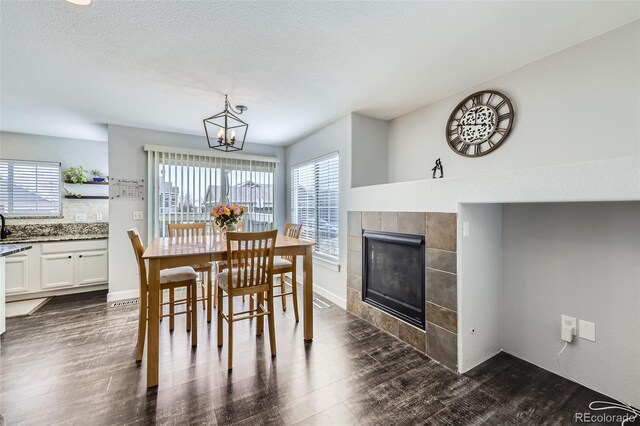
left=0, top=290, right=631, bottom=425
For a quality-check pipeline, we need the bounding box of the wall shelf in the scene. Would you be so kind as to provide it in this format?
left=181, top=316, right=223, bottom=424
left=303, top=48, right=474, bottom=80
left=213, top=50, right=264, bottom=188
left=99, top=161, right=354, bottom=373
left=64, top=195, right=109, bottom=200
left=63, top=181, right=109, bottom=185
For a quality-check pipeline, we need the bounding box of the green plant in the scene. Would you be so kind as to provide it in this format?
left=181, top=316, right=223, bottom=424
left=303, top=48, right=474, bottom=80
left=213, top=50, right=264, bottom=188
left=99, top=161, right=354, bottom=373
left=63, top=166, right=87, bottom=184
left=91, top=169, right=106, bottom=178
left=64, top=189, right=82, bottom=198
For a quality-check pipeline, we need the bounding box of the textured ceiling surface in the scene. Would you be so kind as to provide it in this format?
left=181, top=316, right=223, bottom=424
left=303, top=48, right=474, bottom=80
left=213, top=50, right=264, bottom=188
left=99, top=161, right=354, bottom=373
left=1, top=1, right=638, bottom=144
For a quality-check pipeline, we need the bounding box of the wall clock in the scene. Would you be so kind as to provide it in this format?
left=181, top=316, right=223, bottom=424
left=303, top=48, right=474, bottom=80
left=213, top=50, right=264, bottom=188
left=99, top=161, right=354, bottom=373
left=445, top=90, right=514, bottom=157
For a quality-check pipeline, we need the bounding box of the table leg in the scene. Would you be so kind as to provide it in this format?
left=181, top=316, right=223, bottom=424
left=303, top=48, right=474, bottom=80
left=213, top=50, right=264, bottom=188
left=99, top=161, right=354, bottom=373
left=147, top=259, right=160, bottom=388
left=303, top=245, right=313, bottom=340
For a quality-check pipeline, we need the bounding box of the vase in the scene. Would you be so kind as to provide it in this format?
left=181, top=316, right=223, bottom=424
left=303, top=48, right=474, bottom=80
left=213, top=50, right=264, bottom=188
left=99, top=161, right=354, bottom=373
left=224, top=224, right=236, bottom=232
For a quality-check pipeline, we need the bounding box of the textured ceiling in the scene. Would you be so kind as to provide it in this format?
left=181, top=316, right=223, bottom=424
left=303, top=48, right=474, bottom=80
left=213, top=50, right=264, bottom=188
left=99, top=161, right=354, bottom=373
left=1, top=1, right=638, bottom=144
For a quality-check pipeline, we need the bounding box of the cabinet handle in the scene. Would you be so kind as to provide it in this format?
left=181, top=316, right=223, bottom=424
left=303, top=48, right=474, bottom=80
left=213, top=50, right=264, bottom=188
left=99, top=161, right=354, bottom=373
left=68, top=256, right=72, bottom=258
left=79, top=255, right=83, bottom=258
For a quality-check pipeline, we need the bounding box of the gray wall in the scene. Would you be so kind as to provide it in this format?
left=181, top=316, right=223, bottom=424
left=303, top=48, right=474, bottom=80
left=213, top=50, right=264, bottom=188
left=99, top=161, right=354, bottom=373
left=387, top=21, right=639, bottom=182
left=107, top=124, right=285, bottom=300
left=501, top=202, right=640, bottom=408
left=286, top=115, right=351, bottom=307
left=351, top=113, right=389, bottom=188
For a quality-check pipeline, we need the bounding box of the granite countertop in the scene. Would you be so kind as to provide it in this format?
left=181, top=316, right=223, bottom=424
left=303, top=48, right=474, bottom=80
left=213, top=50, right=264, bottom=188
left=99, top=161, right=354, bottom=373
left=0, top=244, right=32, bottom=257
left=0, top=234, right=108, bottom=244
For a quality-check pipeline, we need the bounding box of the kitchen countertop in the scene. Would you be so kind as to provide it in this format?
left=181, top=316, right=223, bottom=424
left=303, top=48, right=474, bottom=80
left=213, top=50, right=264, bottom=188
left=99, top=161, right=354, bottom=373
left=0, top=243, right=33, bottom=257
left=0, top=234, right=108, bottom=244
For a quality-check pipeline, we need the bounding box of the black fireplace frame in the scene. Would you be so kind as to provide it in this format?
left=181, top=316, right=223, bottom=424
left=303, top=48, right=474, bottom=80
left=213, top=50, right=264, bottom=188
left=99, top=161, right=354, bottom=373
left=362, top=230, right=426, bottom=330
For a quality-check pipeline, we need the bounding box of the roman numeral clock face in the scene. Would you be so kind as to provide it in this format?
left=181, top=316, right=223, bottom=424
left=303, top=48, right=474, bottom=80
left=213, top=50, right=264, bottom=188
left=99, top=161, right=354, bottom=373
left=446, top=90, right=515, bottom=157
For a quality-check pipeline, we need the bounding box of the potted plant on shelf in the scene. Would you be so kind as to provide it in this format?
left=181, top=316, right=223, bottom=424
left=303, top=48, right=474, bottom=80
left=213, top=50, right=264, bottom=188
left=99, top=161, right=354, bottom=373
left=63, top=166, right=88, bottom=184
left=91, top=169, right=107, bottom=183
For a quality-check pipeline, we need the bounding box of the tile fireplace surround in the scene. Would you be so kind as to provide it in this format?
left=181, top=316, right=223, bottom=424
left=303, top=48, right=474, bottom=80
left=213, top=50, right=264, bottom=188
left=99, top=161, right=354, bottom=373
left=347, top=211, right=458, bottom=370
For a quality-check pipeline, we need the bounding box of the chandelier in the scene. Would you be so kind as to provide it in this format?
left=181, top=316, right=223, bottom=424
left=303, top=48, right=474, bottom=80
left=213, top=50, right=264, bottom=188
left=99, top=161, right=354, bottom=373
left=203, top=95, right=248, bottom=152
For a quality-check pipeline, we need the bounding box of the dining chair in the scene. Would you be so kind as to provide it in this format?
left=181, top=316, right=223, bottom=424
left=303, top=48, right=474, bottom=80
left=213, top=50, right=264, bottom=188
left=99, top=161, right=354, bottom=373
left=269, top=223, right=303, bottom=322
left=127, top=228, right=198, bottom=362
left=212, top=221, right=246, bottom=307
left=217, top=229, right=278, bottom=370
left=167, top=223, right=213, bottom=322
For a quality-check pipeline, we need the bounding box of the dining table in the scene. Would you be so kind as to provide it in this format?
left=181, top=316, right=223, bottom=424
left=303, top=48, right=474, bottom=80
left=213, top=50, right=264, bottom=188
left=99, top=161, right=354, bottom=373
left=141, top=233, right=315, bottom=388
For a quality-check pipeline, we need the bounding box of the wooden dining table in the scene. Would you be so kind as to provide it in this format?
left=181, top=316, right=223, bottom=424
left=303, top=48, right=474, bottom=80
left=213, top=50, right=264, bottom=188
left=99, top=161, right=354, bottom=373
left=141, top=233, right=315, bottom=388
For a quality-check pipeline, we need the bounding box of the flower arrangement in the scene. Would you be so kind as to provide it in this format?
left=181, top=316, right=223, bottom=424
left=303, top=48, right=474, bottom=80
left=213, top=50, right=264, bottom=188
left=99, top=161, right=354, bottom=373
left=211, top=203, right=247, bottom=229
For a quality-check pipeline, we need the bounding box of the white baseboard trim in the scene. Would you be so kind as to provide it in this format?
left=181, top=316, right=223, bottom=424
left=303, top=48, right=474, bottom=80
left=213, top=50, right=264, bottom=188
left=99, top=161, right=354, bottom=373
left=294, top=274, right=346, bottom=309
left=107, top=289, right=140, bottom=302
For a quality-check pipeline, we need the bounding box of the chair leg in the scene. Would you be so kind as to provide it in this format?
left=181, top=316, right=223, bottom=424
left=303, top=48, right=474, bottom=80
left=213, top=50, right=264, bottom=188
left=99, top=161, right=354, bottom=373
left=217, top=286, right=223, bottom=347
left=291, top=271, right=299, bottom=323
left=201, top=272, right=206, bottom=310
left=159, top=289, right=163, bottom=322
left=227, top=292, right=234, bottom=370
left=191, top=282, right=198, bottom=347
left=186, top=286, right=191, bottom=332
left=280, top=273, right=287, bottom=311
left=267, top=288, right=277, bottom=357
left=256, top=291, right=264, bottom=337
left=207, top=270, right=213, bottom=322
left=135, top=291, right=147, bottom=361
left=213, top=270, right=218, bottom=309
left=169, top=288, right=175, bottom=331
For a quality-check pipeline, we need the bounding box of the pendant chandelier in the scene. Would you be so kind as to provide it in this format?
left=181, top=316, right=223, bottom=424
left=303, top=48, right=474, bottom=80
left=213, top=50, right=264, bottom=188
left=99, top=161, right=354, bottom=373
left=203, top=95, right=248, bottom=152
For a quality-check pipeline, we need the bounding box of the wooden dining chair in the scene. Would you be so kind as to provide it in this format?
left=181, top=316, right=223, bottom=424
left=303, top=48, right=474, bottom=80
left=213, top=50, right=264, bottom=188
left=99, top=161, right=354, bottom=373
left=167, top=223, right=213, bottom=322
left=212, top=221, right=246, bottom=307
left=127, top=228, right=198, bottom=362
left=268, top=223, right=303, bottom=322
left=217, top=229, right=278, bottom=370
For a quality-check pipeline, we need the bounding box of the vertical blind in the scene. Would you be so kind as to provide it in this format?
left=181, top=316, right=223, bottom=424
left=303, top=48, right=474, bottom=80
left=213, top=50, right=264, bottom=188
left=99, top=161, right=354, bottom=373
left=0, top=159, right=61, bottom=216
left=146, top=146, right=277, bottom=239
left=291, top=153, right=339, bottom=261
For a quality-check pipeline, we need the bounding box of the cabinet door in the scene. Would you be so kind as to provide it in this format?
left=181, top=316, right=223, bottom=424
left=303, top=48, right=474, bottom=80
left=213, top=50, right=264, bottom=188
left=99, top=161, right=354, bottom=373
left=77, top=250, right=108, bottom=285
left=5, top=254, right=29, bottom=294
left=41, top=253, right=75, bottom=289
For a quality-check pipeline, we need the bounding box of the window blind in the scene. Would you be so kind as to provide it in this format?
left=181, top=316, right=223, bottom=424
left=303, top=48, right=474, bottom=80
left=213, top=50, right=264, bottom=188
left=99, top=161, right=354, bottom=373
left=0, top=159, right=61, bottom=216
left=291, top=153, right=339, bottom=261
left=146, top=146, right=277, bottom=239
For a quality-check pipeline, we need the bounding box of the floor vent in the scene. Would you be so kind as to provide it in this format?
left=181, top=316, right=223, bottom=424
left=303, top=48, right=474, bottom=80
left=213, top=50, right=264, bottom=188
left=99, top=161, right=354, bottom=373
left=313, top=298, right=331, bottom=309
left=110, top=299, right=140, bottom=307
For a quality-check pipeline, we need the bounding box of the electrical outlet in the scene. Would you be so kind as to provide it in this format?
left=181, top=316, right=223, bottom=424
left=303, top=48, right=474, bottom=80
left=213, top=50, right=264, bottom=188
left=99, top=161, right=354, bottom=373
left=96, top=213, right=103, bottom=221
left=463, top=221, right=470, bottom=237
left=579, top=320, right=596, bottom=342
left=561, top=315, right=576, bottom=342
left=132, top=211, right=144, bottom=221
left=74, top=213, right=87, bottom=222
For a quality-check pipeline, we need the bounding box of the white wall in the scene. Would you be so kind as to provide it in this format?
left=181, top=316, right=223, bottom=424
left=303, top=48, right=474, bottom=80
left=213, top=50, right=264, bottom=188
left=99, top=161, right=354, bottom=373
left=107, top=124, right=286, bottom=300
left=501, top=202, right=640, bottom=408
left=286, top=115, right=351, bottom=307
left=0, top=131, right=109, bottom=223
left=458, top=203, right=502, bottom=373
left=387, top=21, right=640, bottom=182
left=351, top=113, right=389, bottom=188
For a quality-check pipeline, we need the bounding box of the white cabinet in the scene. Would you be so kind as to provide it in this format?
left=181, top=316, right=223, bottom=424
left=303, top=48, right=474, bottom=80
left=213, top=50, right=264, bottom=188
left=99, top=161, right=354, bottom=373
left=77, top=251, right=108, bottom=285
left=5, top=253, right=29, bottom=294
left=5, top=239, right=108, bottom=299
left=41, top=253, right=75, bottom=289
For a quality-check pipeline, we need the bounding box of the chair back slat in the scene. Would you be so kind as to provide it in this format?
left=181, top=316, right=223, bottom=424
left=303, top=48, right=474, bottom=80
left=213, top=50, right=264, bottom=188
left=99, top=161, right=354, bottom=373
left=226, top=229, right=277, bottom=292
left=127, top=228, right=148, bottom=294
left=282, top=223, right=303, bottom=262
left=168, top=223, right=207, bottom=238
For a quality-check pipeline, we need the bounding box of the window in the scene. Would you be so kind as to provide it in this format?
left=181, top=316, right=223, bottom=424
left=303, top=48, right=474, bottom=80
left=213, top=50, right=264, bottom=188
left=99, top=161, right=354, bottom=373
left=146, top=146, right=277, bottom=238
left=0, top=159, right=61, bottom=216
left=291, top=153, right=339, bottom=261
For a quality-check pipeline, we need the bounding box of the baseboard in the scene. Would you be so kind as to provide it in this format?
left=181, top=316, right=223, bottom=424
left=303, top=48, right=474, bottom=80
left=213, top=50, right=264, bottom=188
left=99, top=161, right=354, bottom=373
left=6, top=284, right=108, bottom=302
left=294, top=274, right=346, bottom=309
left=107, top=288, right=140, bottom=302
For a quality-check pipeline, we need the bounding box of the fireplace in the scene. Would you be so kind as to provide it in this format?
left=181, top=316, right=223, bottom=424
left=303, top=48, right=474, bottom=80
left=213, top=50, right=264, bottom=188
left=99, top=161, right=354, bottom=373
left=362, top=230, right=425, bottom=329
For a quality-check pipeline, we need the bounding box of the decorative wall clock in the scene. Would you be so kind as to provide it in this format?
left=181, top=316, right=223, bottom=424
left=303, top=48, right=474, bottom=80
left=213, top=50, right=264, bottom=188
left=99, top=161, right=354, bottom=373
left=445, top=90, right=514, bottom=157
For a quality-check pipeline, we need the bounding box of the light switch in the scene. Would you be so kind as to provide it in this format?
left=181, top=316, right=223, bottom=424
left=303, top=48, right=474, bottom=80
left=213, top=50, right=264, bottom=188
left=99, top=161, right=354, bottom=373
left=75, top=213, right=87, bottom=222
left=132, top=211, right=144, bottom=220
left=578, top=320, right=596, bottom=342
left=96, top=213, right=103, bottom=221
left=463, top=221, right=470, bottom=237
